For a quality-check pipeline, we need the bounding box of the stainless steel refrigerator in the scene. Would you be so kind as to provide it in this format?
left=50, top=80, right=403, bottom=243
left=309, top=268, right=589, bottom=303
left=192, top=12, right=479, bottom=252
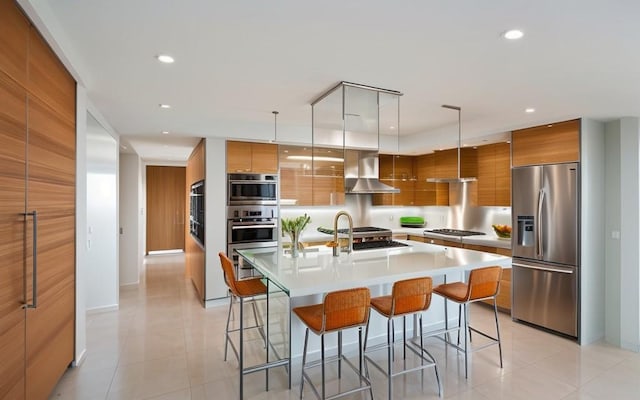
left=511, top=162, right=579, bottom=338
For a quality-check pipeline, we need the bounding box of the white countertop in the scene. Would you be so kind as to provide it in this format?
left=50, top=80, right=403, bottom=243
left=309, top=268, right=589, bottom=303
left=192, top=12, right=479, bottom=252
left=237, top=241, right=511, bottom=297
left=292, top=228, right=511, bottom=250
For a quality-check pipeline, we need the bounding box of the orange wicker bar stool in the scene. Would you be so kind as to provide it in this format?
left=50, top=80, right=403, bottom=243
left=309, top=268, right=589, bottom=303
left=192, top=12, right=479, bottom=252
left=293, top=287, right=373, bottom=400
left=433, top=266, right=503, bottom=378
left=219, top=252, right=268, bottom=399
left=364, top=277, right=442, bottom=399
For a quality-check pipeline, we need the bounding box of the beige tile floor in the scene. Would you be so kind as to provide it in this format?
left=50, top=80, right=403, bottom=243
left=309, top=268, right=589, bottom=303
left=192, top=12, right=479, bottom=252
left=49, top=253, right=640, bottom=400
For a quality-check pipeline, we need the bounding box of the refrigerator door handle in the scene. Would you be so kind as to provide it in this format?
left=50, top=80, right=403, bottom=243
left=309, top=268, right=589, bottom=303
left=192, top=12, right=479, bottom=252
left=536, top=188, right=545, bottom=259
left=513, top=262, right=574, bottom=274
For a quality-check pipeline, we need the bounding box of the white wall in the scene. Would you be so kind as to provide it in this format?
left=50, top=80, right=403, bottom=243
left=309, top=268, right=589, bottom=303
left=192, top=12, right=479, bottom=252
left=85, top=113, right=119, bottom=311
left=579, top=119, right=606, bottom=345
left=74, top=86, right=88, bottom=365
left=618, top=118, right=640, bottom=351
left=204, top=138, right=228, bottom=300
left=119, top=153, right=142, bottom=285
left=605, top=120, right=621, bottom=345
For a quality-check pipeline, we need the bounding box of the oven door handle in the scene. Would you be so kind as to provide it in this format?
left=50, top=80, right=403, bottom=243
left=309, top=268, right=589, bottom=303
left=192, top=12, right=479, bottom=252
left=230, top=180, right=275, bottom=185
left=231, top=224, right=277, bottom=230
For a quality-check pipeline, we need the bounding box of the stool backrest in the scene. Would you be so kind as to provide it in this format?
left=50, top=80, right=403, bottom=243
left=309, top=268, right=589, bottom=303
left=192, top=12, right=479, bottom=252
left=323, top=287, right=371, bottom=332
left=467, top=266, right=502, bottom=301
left=391, top=276, right=433, bottom=315
left=218, top=252, right=238, bottom=295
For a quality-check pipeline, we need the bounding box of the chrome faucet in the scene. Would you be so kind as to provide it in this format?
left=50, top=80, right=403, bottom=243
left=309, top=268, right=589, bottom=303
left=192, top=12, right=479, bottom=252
left=332, top=211, right=353, bottom=257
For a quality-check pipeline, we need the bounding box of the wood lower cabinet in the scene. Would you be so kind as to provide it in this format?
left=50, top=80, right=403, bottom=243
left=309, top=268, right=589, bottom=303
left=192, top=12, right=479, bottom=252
left=1, top=3, right=76, bottom=399
left=226, top=140, right=278, bottom=173
left=512, top=119, right=580, bottom=167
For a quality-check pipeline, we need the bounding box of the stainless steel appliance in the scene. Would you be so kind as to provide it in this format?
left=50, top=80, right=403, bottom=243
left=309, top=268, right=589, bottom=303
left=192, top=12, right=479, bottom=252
left=317, top=226, right=409, bottom=250
left=189, top=180, right=205, bottom=246
left=511, top=162, right=579, bottom=338
left=227, top=205, right=278, bottom=276
left=227, top=173, right=278, bottom=205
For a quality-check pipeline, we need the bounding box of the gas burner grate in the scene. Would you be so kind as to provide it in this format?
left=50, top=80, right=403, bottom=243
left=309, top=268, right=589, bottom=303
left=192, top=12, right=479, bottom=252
left=425, top=229, right=485, bottom=237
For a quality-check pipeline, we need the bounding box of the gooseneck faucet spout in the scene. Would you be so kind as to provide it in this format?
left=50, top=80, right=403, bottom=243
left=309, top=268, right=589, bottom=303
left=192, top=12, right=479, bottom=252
left=332, top=211, right=354, bottom=257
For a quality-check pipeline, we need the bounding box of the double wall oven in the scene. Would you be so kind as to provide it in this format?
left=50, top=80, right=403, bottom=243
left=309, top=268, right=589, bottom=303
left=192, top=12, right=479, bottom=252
left=227, top=174, right=279, bottom=277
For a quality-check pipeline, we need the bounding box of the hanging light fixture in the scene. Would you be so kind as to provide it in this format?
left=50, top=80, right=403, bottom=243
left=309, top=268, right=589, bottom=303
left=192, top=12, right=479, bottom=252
left=271, top=111, right=279, bottom=143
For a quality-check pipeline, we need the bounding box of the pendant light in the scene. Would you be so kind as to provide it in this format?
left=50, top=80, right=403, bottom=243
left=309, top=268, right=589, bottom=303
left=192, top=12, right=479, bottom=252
left=271, top=111, right=279, bottom=143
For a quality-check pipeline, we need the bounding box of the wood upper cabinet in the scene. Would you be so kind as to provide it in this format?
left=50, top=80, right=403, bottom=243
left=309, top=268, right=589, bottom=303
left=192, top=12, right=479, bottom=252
left=477, top=142, right=511, bottom=206
left=226, top=140, right=278, bottom=173
left=413, top=153, right=448, bottom=206
left=373, top=154, right=415, bottom=206
left=512, top=119, right=580, bottom=167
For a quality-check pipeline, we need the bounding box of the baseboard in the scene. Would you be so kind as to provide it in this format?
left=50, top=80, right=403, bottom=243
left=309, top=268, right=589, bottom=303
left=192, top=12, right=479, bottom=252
left=72, top=348, right=87, bottom=367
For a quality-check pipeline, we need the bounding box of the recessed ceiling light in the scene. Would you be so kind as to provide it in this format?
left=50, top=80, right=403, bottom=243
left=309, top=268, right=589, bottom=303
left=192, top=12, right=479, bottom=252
left=159, top=104, right=171, bottom=109
left=525, top=108, right=535, bottom=113
left=390, top=126, right=395, bottom=130
left=503, top=29, right=524, bottom=40
left=156, top=54, right=174, bottom=64
left=162, top=130, right=170, bottom=135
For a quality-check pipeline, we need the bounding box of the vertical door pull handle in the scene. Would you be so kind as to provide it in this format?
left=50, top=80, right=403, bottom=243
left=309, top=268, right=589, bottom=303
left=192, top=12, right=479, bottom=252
left=23, top=210, right=37, bottom=309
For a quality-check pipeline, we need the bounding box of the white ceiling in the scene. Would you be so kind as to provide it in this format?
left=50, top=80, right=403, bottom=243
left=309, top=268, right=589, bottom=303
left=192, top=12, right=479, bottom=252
left=30, top=0, right=640, bottom=161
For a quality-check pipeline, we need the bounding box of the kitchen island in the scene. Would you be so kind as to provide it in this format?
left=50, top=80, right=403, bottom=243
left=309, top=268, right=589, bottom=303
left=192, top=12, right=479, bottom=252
left=237, top=240, right=511, bottom=385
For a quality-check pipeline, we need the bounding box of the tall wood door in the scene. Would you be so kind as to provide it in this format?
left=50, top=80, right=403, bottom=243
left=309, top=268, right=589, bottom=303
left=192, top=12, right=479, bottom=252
left=0, top=70, right=27, bottom=400
left=1, top=3, right=76, bottom=399
left=146, top=166, right=186, bottom=252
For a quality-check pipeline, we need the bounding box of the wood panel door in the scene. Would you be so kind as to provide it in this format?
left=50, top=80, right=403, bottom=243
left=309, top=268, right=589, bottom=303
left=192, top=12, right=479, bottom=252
left=25, top=94, right=76, bottom=400
left=0, top=71, right=27, bottom=400
left=147, top=166, right=186, bottom=252
left=512, top=119, right=580, bottom=166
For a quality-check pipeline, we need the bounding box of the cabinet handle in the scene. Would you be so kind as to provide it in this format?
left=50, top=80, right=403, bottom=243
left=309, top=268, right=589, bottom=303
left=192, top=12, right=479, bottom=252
left=23, top=210, right=37, bottom=309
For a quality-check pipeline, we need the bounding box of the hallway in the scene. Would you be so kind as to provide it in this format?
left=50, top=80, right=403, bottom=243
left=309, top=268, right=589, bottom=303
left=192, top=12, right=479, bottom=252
left=50, top=254, right=640, bottom=399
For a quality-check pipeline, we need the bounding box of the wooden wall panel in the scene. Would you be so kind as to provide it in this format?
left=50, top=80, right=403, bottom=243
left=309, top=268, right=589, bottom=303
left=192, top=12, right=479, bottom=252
left=186, top=140, right=205, bottom=296
left=146, top=166, right=186, bottom=252
left=0, top=0, right=29, bottom=87
left=0, top=70, right=27, bottom=400
left=512, top=119, right=580, bottom=166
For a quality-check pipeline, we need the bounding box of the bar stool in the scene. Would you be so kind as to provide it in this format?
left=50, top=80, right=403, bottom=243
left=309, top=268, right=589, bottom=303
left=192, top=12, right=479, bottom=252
left=365, top=277, right=442, bottom=399
left=433, top=266, right=503, bottom=378
left=293, top=287, right=373, bottom=400
left=219, top=252, right=267, bottom=399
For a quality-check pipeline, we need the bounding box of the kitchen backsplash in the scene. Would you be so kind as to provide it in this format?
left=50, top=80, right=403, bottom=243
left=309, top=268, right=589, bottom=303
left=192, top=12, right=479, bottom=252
left=280, top=194, right=511, bottom=236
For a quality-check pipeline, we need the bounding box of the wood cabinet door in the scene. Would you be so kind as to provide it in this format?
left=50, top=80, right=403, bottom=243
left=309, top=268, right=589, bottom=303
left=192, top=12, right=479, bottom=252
left=434, top=149, right=457, bottom=178
left=0, top=71, right=27, bottom=400
left=0, top=0, right=28, bottom=87
left=494, top=142, right=511, bottom=206
left=476, top=144, right=496, bottom=206
left=146, top=166, right=186, bottom=252
left=26, top=94, right=76, bottom=400
left=226, top=140, right=251, bottom=172
left=250, top=143, right=278, bottom=173
left=512, top=119, right=580, bottom=166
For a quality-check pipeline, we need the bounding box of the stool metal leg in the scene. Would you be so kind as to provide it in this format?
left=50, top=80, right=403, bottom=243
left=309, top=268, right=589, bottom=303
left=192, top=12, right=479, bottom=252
left=387, top=318, right=393, bottom=400
left=224, top=295, right=233, bottom=361
left=463, top=303, right=469, bottom=379
left=299, top=328, right=309, bottom=399
left=321, top=334, right=326, bottom=400
left=239, top=297, right=244, bottom=400
left=494, top=298, right=503, bottom=368
left=338, top=330, right=343, bottom=379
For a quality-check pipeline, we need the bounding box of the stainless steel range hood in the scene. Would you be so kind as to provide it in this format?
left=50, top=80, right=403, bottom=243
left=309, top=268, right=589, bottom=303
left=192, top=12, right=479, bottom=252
left=427, top=104, right=477, bottom=183
left=311, top=81, right=403, bottom=195
left=344, top=149, right=399, bottom=194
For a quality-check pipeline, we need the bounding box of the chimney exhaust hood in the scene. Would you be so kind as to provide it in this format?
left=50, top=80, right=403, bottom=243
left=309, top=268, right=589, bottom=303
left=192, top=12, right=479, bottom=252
left=427, top=105, right=477, bottom=183
left=311, top=81, right=404, bottom=194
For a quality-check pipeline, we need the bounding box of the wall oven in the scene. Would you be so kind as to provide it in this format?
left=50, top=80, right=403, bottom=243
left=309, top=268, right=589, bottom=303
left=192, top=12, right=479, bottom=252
left=228, top=173, right=278, bottom=205
left=226, top=205, right=278, bottom=277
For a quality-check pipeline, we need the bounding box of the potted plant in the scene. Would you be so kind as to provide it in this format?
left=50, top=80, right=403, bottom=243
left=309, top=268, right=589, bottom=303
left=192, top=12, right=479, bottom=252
left=281, top=214, right=311, bottom=257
